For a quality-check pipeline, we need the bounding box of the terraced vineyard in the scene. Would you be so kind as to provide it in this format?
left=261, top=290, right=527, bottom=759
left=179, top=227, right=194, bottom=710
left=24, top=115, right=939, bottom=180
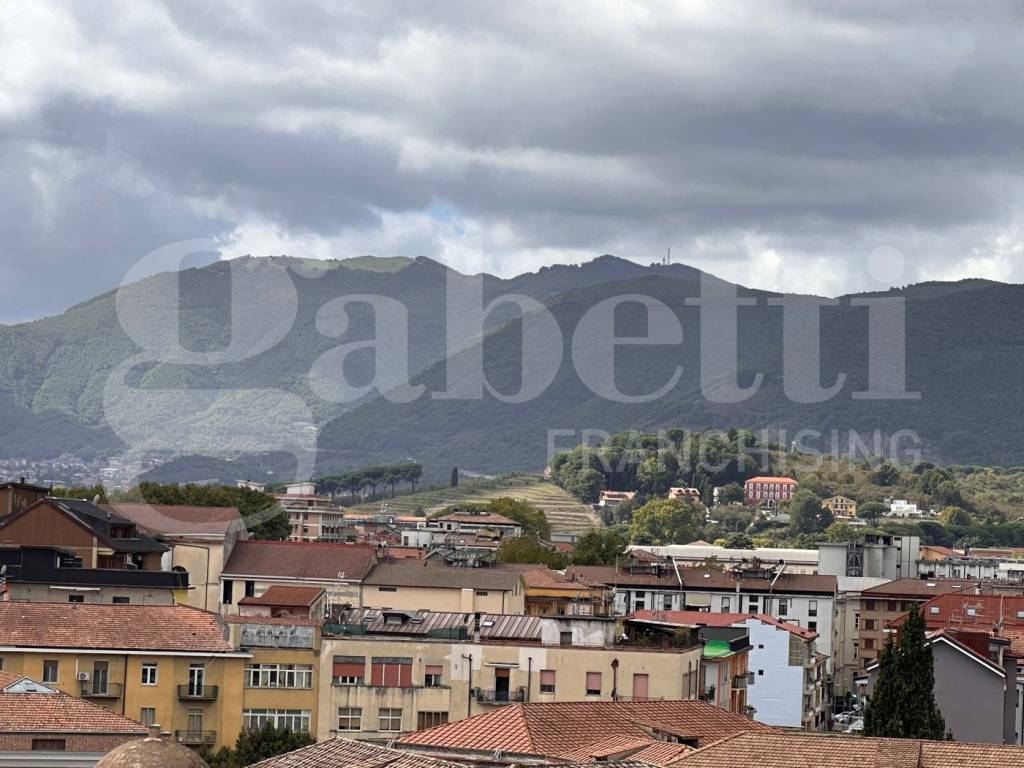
left=347, top=474, right=600, bottom=533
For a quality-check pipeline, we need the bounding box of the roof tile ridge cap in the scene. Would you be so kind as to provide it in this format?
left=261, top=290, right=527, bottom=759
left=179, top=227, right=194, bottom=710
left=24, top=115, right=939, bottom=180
left=668, top=730, right=752, bottom=760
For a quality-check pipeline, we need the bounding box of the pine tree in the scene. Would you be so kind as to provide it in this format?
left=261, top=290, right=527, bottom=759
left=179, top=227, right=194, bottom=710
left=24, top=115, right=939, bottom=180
left=864, top=604, right=949, bottom=739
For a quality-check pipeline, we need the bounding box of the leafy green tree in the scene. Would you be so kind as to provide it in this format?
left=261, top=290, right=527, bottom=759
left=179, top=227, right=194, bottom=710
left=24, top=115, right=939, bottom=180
left=871, top=460, right=901, bottom=487
left=938, top=506, right=972, bottom=527
left=723, top=532, right=753, bottom=548
left=126, top=482, right=289, bottom=540
left=717, top=482, right=744, bottom=505
left=864, top=605, right=948, bottom=739
left=629, top=499, right=704, bottom=545
left=51, top=485, right=108, bottom=503
left=487, top=498, right=551, bottom=539
left=787, top=490, right=833, bottom=535
left=498, top=535, right=567, bottom=568
left=933, top=481, right=964, bottom=508
left=570, top=528, right=629, bottom=566
left=563, top=467, right=606, bottom=503
left=635, top=457, right=673, bottom=497
left=857, top=501, right=887, bottom=524
left=825, top=521, right=857, bottom=542
left=201, top=723, right=315, bottom=768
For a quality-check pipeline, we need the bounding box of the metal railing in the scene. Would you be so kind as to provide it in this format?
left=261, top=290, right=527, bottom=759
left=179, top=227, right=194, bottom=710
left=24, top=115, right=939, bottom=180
left=175, top=730, right=217, bottom=745
left=475, top=688, right=526, bottom=704
left=177, top=684, right=219, bottom=700
left=80, top=683, right=122, bottom=699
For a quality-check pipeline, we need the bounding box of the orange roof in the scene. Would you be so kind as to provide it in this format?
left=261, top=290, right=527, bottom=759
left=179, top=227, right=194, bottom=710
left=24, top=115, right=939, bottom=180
left=629, top=610, right=817, bottom=640
left=238, top=585, right=324, bottom=607
left=248, top=738, right=466, bottom=768
left=222, top=540, right=378, bottom=581
left=399, top=700, right=772, bottom=755
left=670, top=730, right=1024, bottom=767
left=863, top=578, right=975, bottom=598
left=0, top=675, right=148, bottom=735
left=559, top=735, right=693, bottom=766
left=0, top=602, right=235, bottom=653
left=743, top=476, right=797, bottom=484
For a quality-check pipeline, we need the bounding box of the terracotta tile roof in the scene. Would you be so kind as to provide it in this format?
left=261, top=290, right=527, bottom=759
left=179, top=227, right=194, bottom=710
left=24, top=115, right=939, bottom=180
left=226, top=615, right=323, bottom=627
left=517, top=566, right=606, bottom=591
left=364, top=562, right=523, bottom=591
left=248, top=738, right=465, bottom=768
left=0, top=602, right=234, bottom=652
left=238, top=585, right=324, bottom=607
left=916, top=593, right=1024, bottom=628
left=222, top=540, right=377, bottom=581
left=106, top=503, right=243, bottom=537
left=399, top=701, right=772, bottom=755
left=1, top=498, right=168, bottom=554
left=670, top=730, right=1024, bottom=767
left=628, top=610, right=817, bottom=640
left=863, top=578, right=975, bottom=598
left=558, top=736, right=693, bottom=766
left=567, top=565, right=837, bottom=595
left=0, top=676, right=148, bottom=734
left=743, top=477, right=797, bottom=484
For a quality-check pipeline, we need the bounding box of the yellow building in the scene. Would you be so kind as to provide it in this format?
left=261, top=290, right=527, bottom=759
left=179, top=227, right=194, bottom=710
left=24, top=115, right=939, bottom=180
left=0, top=602, right=249, bottom=750
left=822, top=495, right=858, bottom=519
left=518, top=566, right=613, bottom=617
left=316, top=608, right=703, bottom=740
left=362, top=562, right=526, bottom=614
left=226, top=615, right=322, bottom=738
left=109, top=503, right=249, bottom=613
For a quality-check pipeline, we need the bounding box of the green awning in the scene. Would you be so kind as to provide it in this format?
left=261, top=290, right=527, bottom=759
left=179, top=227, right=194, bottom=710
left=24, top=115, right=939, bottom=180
left=702, top=640, right=733, bottom=658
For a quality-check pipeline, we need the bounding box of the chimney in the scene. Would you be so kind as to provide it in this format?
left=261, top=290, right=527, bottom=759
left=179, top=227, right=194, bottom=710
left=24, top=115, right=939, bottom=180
left=147, top=724, right=162, bottom=739
left=1002, top=654, right=1017, bottom=745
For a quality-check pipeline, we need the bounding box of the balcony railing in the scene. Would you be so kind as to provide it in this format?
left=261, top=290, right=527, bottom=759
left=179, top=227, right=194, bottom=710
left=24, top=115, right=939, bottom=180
left=175, top=730, right=217, bottom=745
left=177, top=685, right=219, bottom=701
left=475, top=688, right=526, bottom=705
left=80, top=683, right=122, bottom=699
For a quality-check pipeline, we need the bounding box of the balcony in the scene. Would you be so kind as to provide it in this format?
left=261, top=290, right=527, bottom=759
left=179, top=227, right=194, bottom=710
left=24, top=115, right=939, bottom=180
left=175, top=731, right=217, bottom=746
left=177, top=685, right=219, bottom=701
left=80, top=683, right=122, bottom=699
left=475, top=688, right=526, bottom=705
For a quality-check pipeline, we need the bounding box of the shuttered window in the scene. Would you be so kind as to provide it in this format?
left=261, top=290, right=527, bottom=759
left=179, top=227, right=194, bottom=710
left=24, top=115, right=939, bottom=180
left=540, top=670, right=555, bottom=693
left=333, top=656, right=365, bottom=685
left=585, top=671, right=601, bottom=695
left=371, top=657, right=413, bottom=687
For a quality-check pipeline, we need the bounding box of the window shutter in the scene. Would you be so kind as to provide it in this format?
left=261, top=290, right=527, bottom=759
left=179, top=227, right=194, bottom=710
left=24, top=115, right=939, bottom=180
left=540, top=670, right=555, bottom=685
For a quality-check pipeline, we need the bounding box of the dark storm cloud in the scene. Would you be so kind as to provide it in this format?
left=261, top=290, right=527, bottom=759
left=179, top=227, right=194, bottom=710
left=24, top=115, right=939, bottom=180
left=2, top=0, right=1023, bottom=322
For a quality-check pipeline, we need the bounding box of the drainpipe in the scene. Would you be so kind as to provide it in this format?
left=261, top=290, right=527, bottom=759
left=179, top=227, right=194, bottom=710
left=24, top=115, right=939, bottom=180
left=526, top=657, right=532, bottom=702
left=611, top=658, right=619, bottom=701
left=462, top=654, right=473, bottom=718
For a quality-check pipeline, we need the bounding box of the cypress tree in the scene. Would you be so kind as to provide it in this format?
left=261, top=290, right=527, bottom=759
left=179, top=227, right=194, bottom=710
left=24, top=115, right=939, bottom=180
left=864, top=604, right=949, bottom=739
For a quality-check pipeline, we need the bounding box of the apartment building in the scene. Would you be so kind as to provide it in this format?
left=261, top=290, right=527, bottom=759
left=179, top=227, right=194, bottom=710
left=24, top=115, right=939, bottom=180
left=0, top=479, right=49, bottom=518
left=316, top=608, right=705, bottom=740
left=627, top=611, right=826, bottom=730
left=569, top=555, right=838, bottom=657
left=517, top=566, right=614, bottom=617
left=856, top=578, right=974, bottom=672
left=832, top=576, right=888, bottom=698
left=631, top=544, right=819, bottom=574
left=822, top=495, right=857, bottom=519
left=108, top=503, right=247, bottom=612
left=743, top=476, right=797, bottom=507
left=0, top=497, right=167, bottom=570
left=0, top=544, right=187, bottom=605
left=818, top=534, right=920, bottom=580
left=272, top=483, right=344, bottom=542
left=219, top=540, right=378, bottom=613
left=0, top=602, right=250, bottom=751
left=361, top=562, right=526, bottom=614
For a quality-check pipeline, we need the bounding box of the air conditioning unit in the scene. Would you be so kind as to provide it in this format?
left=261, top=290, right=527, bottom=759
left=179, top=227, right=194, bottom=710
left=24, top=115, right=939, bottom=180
left=76, top=672, right=90, bottom=681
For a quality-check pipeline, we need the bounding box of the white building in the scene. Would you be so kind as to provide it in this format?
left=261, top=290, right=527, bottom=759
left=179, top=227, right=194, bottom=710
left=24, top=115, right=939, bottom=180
left=887, top=499, right=923, bottom=518
left=629, top=544, right=819, bottom=574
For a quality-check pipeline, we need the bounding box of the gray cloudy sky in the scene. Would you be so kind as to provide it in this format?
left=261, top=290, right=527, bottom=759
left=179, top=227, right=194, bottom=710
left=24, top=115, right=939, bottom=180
left=2, top=1, right=1024, bottom=323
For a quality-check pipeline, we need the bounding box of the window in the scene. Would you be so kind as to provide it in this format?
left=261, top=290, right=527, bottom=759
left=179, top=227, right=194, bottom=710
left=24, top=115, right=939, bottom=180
left=862, top=619, right=876, bottom=631
left=747, top=596, right=759, bottom=612
left=42, top=660, right=58, bottom=683
left=864, top=599, right=875, bottom=611
left=243, top=709, right=311, bottom=732
left=585, top=672, right=601, bottom=696
left=424, top=665, right=443, bottom=687
left=378, top=586, right=398, bottom=592
left=863, top=638, right=875, bottom=650
left=222, top=580, right=234, bottom=605
left=378, top=708, right=403, bottom=732
left=68, top=594, right=84, bottom=603
left=808, top=600, right=817, bottom=617
left=31, top=739, right=65, bottom=751
left=663, top=594, right=672, bottom=610
left=418, top=712, right=448, bottom=730
left=141, top=663, right=158, bottom=686
left=808, top=621, right=817, bottom=632
left=540, top=669, right=556, bottom=693
left=245, top=664, right=313, bottom=689
left=559, top=631, right=573, bottom=647
left=245, top=581, right=256, bottom=598
left=112, top=596, right=130, bottom=604
left=371, top=657, right=413, bottom=687
left=930, top=606, right=941, bottom=615
left=757, top=669, right=764, bottom=676
left=337, top=707, right=362, bottom=732
left=721, top=597, right=731, bottom=612
left=140, top=708, right=156, bottom=726
left=777, top=599, right=789, bottom=617
left=333, top=657, right=365, bottom=685
left=475, top=590, right=489, bottom=596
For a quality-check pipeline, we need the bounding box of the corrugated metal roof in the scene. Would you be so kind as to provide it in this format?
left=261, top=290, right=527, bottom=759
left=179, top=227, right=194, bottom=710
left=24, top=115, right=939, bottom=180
left=327, top=608, right=542, bottom=641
